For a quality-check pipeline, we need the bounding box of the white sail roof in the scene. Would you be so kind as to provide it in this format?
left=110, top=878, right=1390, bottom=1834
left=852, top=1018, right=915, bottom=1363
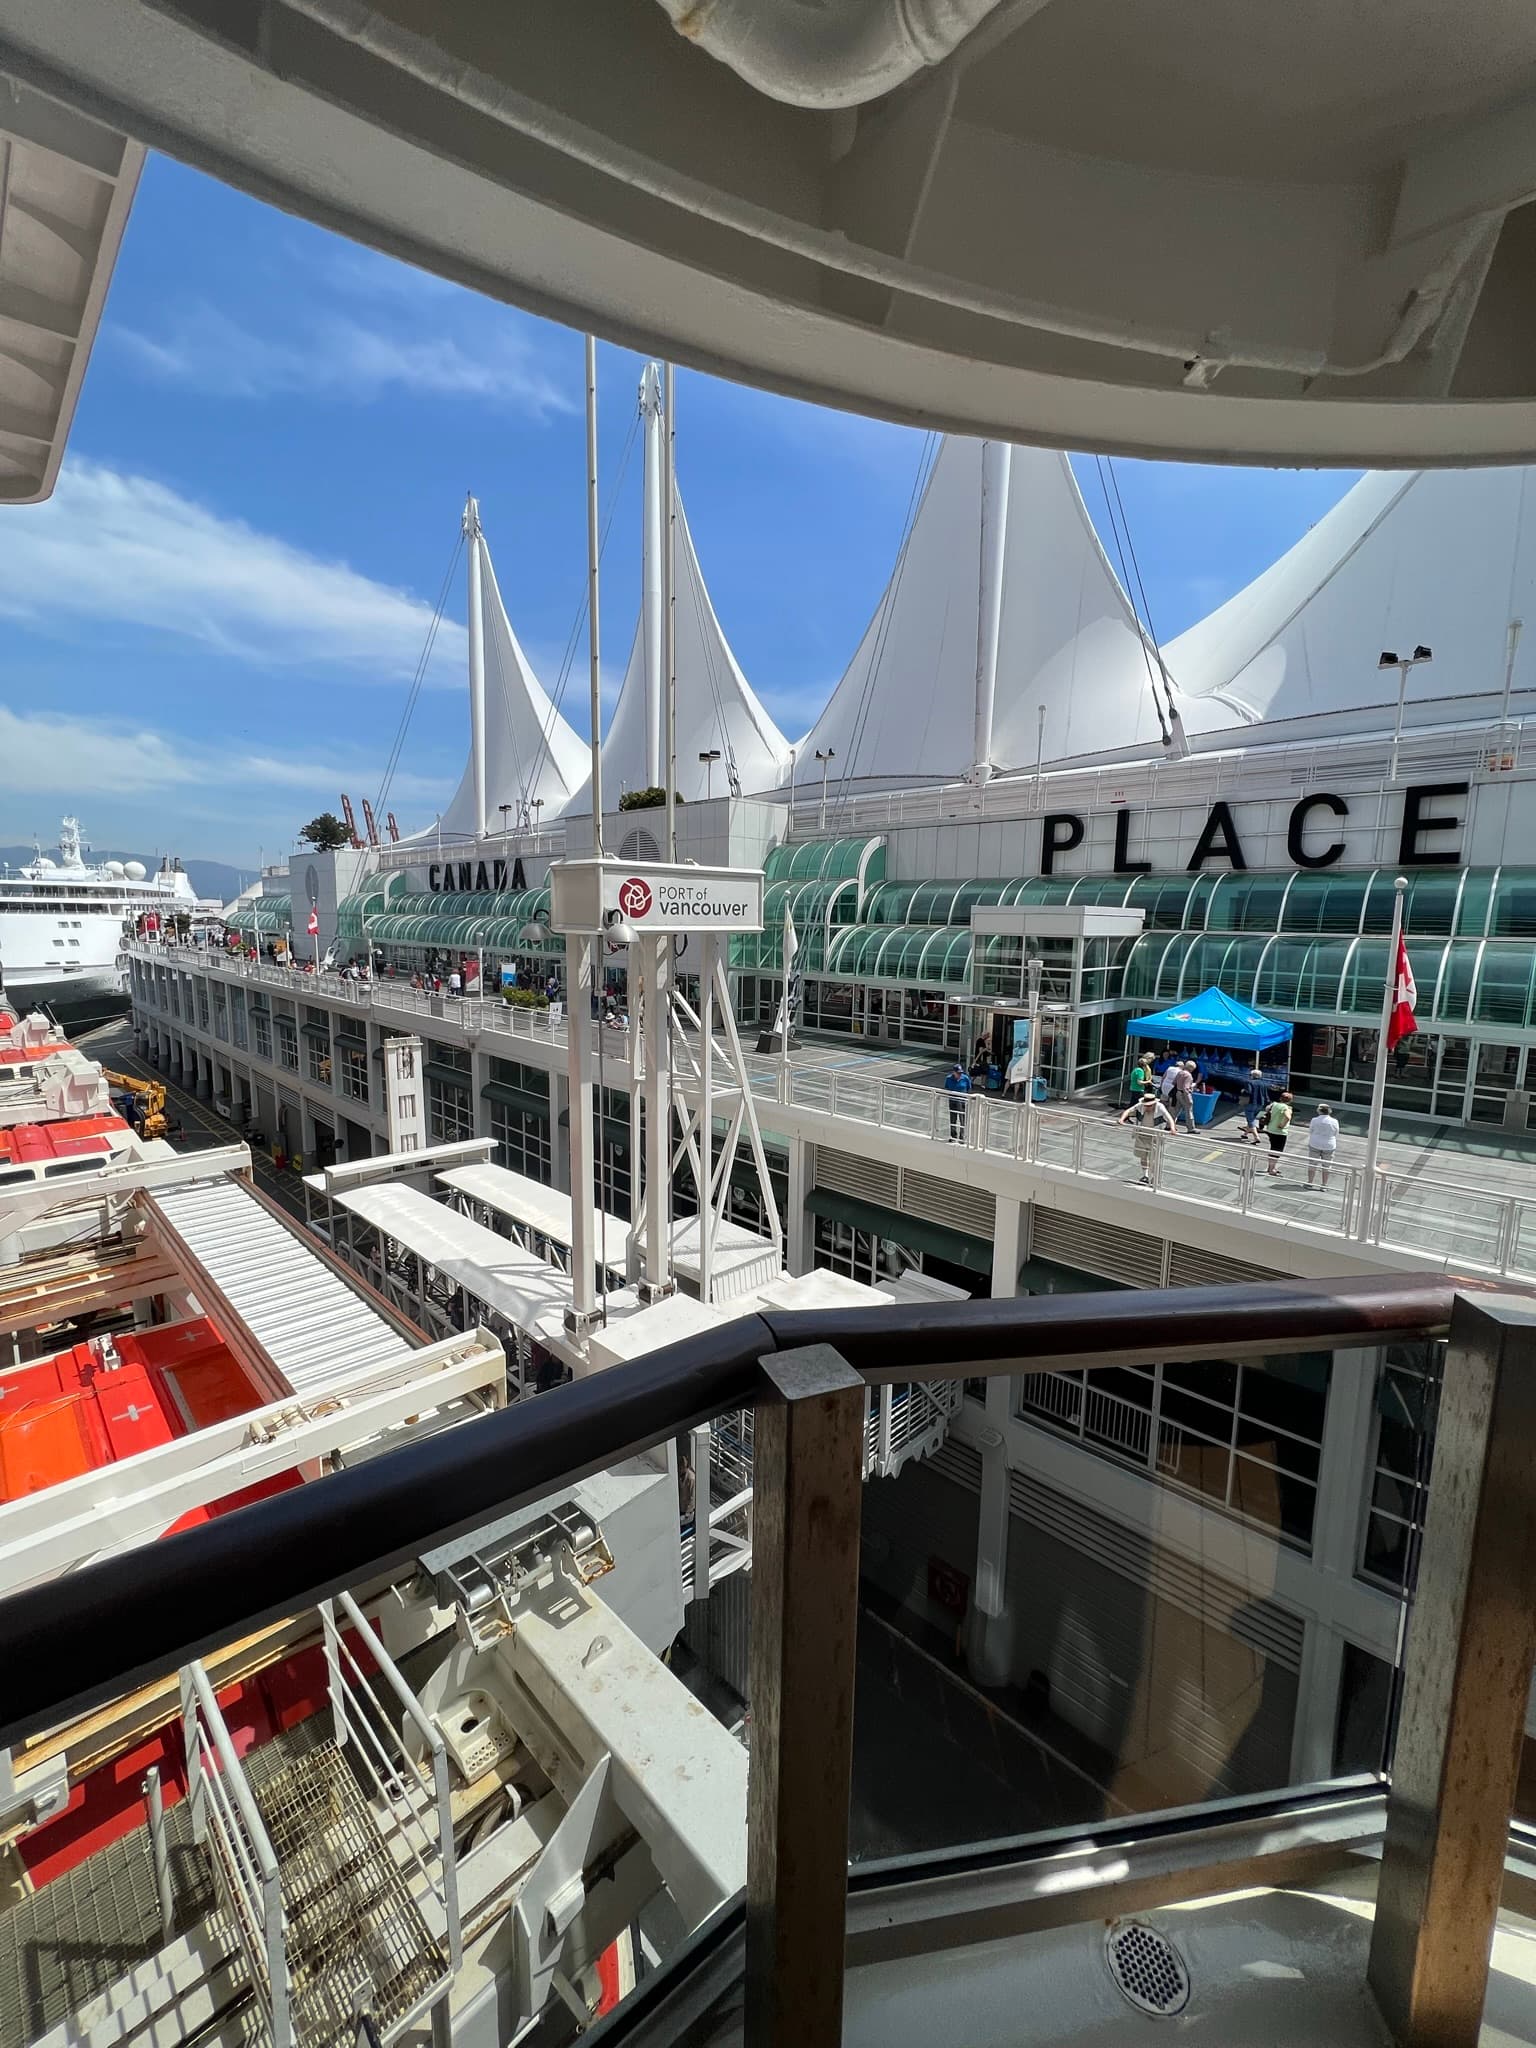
left=1166, top=466, right=1536, bottom=730
left=599, top=489, right=790, bottom=803
left=795, top=438, right=1219, bottom=785
left=438, top=529, right=590, bottom=834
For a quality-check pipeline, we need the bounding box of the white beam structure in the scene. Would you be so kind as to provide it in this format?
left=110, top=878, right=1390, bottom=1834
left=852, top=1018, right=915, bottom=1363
left=0, top=1330, right=505, bottom=1596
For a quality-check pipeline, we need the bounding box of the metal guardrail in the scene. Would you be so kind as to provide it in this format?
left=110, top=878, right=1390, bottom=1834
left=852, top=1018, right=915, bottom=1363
left=787, top=719, right=1525, bottom=837
left=181, top=1660, right=290, bottom=2048
left=321, top=1591, right=462, bottom=1973
left=132, top=935, right=1536, bottom=1280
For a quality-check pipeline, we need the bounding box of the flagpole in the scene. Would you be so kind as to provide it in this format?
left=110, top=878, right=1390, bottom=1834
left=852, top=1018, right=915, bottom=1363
left=1356, top=873, right=1407, bottom=1238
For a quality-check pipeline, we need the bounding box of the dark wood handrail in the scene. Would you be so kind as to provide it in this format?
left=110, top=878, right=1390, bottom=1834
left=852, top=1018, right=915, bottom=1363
left=0, top=1274, right=1460, bottom=1748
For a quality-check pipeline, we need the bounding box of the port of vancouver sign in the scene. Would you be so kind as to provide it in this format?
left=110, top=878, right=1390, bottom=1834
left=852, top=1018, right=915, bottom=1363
left=549, top=859, right=765, bottom=934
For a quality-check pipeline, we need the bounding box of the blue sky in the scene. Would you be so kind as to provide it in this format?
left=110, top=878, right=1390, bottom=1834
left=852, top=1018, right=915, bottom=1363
left=0, top=154, right=1362, bottom=872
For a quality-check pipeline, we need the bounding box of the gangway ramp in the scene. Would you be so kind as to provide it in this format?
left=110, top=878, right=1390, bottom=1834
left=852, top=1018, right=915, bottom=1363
left=435, top=1160, right=631, bottom=1276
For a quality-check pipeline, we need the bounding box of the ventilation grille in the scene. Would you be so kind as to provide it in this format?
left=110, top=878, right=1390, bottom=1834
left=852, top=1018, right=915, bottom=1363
left=1030, top=1207, right=1166, bottom=1288
left=618, top=827, right=662, bottom=862
left=1104, top=1922, right=1190, bottom=2017
left=900, top=1169, right=994, bottom=1240
left=812, top=1146, right=900, bottom=1210
left=1007, top=1470, right=1304, bottom=1672
left=1168, top=1243, right=1278, bottom=1288
left=927, top=1439, right=983, bottom=1493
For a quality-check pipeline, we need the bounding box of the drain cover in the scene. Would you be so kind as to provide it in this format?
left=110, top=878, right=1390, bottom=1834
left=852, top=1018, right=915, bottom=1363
left=1104, top=1920, right=1191, bottom=2017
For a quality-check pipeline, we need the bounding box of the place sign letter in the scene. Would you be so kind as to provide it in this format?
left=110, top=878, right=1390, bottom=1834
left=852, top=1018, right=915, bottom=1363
left=1287, top=793, right=1348, bottom=870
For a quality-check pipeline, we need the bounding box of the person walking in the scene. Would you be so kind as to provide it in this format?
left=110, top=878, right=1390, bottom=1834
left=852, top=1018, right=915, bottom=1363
left=1239, top=1065, right=1268, bottom=1144
left=1128, top=1052, right=1151, bottom=1102
left=1262, top=1090, right=1294, bottom=1176
left=944, top=1061, right=972, bottom=1143
left=1170, top=1059, right=1197, bottom=1131
left=1118, top=1091, right=1176, bottom=1186
left=1305, top=1102, right=1341, bottom=1189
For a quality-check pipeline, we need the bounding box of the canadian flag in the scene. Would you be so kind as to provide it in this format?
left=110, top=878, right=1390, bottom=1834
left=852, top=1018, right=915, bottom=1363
left=307, top=909, right=319, bottom=937
left=1387, top=932, right=1418, bottom=1049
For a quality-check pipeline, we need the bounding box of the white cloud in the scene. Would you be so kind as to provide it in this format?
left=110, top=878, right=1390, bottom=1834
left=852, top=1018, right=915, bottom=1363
left=0, top=705, right=201, bottom=794
left=115, top=300, right=574, bottom=417
left=0, top=461, right=468, bottom=682
left=0, top=704, right=452, bottom=808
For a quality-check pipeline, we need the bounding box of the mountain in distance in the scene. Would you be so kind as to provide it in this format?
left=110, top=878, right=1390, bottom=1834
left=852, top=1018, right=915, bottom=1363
left=0, top=843, right=251, bottom=906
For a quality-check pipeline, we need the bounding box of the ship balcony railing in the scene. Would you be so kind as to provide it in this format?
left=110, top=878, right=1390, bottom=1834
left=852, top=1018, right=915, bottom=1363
left=7, top=1274, right=1536, bottom=2047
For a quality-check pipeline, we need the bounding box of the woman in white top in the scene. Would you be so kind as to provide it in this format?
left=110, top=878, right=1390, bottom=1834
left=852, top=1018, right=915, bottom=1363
left=1306, top=1103, right=1341, bottom=1189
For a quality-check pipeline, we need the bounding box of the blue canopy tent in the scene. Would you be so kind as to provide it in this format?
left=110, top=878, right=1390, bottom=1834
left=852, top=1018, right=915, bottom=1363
left=1126, top=987, right=1291, bottom=1053
left=1123, top=987, right=1292, bottom=1107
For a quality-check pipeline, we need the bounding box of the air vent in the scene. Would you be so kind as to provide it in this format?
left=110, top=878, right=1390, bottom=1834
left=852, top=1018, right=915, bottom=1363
left=619, top=827, right=662, bottom=862
left=1030, top=1208, right=1166, bottom=1288
left=927, top=1439, right=982, bottom=1493
left=1104, top=1922, right=1190, bottom=2018
left=812, top=1147, right=900, bottom=1209
left=899, top=1168, right=994, bottom=1240
left=1168, top=1244, right=1277, bottom=1288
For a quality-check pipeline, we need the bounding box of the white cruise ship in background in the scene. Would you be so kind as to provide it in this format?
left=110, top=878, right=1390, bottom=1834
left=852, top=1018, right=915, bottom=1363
left=0, top=817, right=203, bottom=1026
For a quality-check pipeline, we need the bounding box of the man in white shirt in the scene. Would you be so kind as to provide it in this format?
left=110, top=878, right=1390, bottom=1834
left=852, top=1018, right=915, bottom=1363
left=1306, top=1103, right=1341, bottom=1189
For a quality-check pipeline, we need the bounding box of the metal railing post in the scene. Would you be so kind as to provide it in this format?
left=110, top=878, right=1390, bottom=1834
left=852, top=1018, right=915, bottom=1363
left=746, top=1344, right=865, bottom=2048
left=1498, top=1195, right=1519, bottom=1275
left=179, top=1668, right=205, bottom=1844
left=1368, top=1292, right=1536, bottom=2048
left=143, top=1765, right=174, bottom=1941
left=321, top=1598, right=348, bottom=1749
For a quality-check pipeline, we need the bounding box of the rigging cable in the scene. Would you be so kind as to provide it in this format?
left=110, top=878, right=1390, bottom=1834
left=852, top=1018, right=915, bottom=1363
left=830, top=431, right=940, bottom=823
left=374, top=531, right=465, bottom=823
left=1092, top=455, right=1171, bottom=747
left=1106, top=455, right=1183, bottom=742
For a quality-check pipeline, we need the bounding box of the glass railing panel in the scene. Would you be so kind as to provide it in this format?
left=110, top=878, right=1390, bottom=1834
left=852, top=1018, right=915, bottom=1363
left=1375, top=1174, right=1510, bottom=1272
left=849, top=1337, right=1436, bottom=1864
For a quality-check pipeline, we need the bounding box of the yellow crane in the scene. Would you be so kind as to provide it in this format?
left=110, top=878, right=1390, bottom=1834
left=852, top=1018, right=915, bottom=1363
left=104, top=1070, right=168, bottom=1140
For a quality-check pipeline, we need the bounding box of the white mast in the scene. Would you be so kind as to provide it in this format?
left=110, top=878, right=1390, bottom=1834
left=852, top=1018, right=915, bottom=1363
left=464, top=495, right=487, bottom=837
left=968, top=440, right=1011, bottom=786
left=640, top=364, right=665, bottom=790
left=567, top=338, right=603, bottom=1333
left=664, top=362, right=678, bottom=858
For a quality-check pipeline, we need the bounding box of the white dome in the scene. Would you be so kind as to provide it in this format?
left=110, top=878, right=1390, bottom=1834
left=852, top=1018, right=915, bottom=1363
left=123, top=860, right=147, bottom=881
left=103, top=859, right=125, bottom=877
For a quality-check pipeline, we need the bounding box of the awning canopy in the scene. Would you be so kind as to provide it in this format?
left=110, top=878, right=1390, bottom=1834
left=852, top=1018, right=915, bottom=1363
left=1126, top=985, right=1291, bottom=1051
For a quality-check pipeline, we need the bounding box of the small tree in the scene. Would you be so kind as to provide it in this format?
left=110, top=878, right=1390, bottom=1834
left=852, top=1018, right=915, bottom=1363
left=618, top=787, right=685, bottom=811
left=298, top=812, right=351, bottom=851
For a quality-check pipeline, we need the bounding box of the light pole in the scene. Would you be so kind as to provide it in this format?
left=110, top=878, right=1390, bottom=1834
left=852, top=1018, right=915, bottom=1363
left=531, top=798, right=545, bottom=837
left=499, top=801, right=512, bottom=842
left=1380, top=644, right=1432, bottom=783
left=815, top=747, right=835, bottom=830
left=699, top=748, right=721, bottom=800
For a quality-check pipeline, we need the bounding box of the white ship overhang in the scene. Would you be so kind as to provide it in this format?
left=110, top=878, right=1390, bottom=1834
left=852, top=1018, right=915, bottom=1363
left=0, top=72, right=142, bottom=503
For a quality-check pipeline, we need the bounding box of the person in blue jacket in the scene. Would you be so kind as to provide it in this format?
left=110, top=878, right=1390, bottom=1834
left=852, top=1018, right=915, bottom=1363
left=943, top=1061, right=972, bottom=1142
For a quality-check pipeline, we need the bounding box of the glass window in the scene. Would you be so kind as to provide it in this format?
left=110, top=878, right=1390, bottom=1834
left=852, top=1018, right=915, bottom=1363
left=1472, top=942, right=1536, bottom=1027
left=1177, top=932, right=1268, bottom=1003
left=1020, top=1352, right=1332, bottom=1550
left=339, top=1043, right=369, bottom=1103
left=253, top=1012, right=272, bottom=1060
left=1281, top=871, right=1371, bottom=934
left=1204, top=873, right=1291, bottom=931
left=428, top=1076, right=473, bottom=1143
left=275, top=1018, right=298, bottom=1072
left=307, top=1038, right=331, bottom=1084
left=1487, top=869, right=1536, bottom=937
left=1361, top=1343, right=1440, bottom=1594
left=1256, top=936, right=1354, bottom=1014
left=491, top=1099, right=552, bottom=1181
